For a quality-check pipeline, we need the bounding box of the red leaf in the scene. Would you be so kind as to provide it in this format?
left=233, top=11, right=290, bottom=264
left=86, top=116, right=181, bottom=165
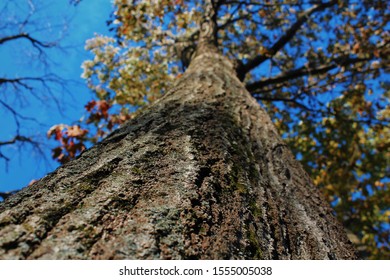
left=55, top=128, right=63, bottom=141
left=97, top=100, right=110, bottom=119
left=85, top=100, right=97, bottom=112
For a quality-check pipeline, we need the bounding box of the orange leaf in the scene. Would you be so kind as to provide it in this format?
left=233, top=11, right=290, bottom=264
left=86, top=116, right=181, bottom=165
left=352, top=43, right=360, bottom=53
left=97, top=100, right=110, bottom=118
left=66, top=125, right=88, bottom=138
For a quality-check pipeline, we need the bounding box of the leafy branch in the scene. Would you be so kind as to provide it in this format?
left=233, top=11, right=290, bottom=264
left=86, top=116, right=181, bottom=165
left=237, top=0, right=338, bottom=75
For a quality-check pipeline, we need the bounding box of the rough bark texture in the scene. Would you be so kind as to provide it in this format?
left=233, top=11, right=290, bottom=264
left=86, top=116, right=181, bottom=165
left=0, top=47, right=355, bottom=259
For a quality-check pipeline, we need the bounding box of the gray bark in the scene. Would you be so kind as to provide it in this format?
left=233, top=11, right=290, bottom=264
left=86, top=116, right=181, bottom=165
left=0, top=27, right=356, bottom=259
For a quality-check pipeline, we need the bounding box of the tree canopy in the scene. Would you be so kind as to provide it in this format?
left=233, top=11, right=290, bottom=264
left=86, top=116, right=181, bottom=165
left=43, top=0, right=389, bottom=259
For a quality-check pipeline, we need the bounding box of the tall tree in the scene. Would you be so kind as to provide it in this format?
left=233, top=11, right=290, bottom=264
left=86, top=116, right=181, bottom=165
left=49, top=0, right=388, bottom=258
left=0, top=0, right=359, bottom=259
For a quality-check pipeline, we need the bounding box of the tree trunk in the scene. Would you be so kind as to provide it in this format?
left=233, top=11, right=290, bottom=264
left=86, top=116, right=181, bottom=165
left=0, top=34, right=355, bottom=260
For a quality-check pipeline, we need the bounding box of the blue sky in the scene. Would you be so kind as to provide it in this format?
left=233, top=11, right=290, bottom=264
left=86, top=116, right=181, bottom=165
left=0, top=0, right=113, bottom=194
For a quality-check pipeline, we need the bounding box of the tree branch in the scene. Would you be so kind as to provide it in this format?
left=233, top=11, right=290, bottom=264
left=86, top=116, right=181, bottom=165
left=237, top=0, right=338, bottom=75
left=255, top=95, right=313, bottom=111
left=218, top=15, right=248, bottom=30
left=0, top=77, right=34, bottom=90
left=246, top=56, right=371, bottom=93
left=0, top=33, right=57, bottom=55
left=0, top=74, right=70, bottom=107
left=221, top=0, right=298, bottom=7
left=0, top=134, right=41, bottom=169
left=0, top=135, right=36, bottom=147
left=254, top=94, right=389, bottom=127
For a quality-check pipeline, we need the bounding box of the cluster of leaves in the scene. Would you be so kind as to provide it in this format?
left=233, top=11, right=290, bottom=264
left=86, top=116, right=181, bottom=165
left=47, top=124, right=87, bottom=164
left=50, top=0, right=389, bottom=258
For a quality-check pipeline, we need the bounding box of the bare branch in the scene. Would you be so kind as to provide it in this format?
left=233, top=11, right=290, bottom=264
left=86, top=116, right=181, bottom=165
left=222, top=0, right=289, bottom=6
left=218, top=13, right=249, bottom=31
left=0, top=150, right=10, bottom=163
left=0, top=0, right=72, bottom=173
left=0, top=132, right=42, bottom=169
left=246, top=55, right=371, bottom=93
left=0, top=33, right=57, bottom=52
left=254, top=93, right=389, bottom=127
left=0, top=77, right=34, bottom=90
left=0, top=135, right=37, bottom=147
left=69, top=0, right=82, bottom=5
left=255, top=94, right=313, bottom=111
left=0, top=73, right=72, bottom=116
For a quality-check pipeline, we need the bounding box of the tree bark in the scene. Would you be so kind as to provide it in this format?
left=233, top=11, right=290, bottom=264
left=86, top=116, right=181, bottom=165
left=0, top=21, right=356, bottom=259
